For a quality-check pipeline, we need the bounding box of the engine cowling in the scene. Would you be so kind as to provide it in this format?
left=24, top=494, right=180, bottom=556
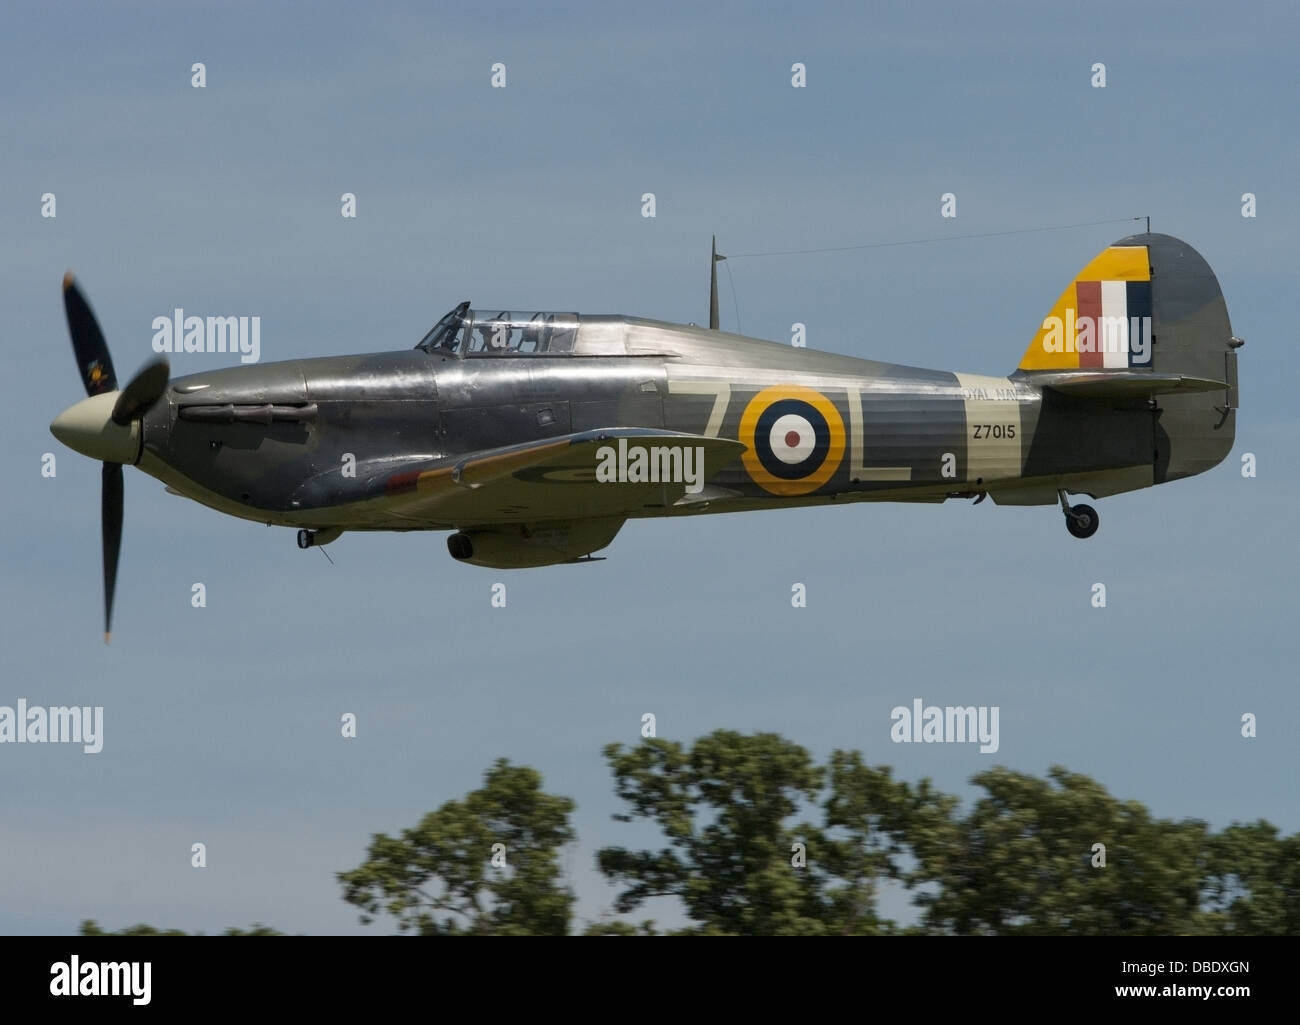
left=446, top=517, right=625, bottom=568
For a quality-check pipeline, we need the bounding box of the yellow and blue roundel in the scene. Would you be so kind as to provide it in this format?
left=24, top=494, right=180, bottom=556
left=739, top=385, right=845, bottom=495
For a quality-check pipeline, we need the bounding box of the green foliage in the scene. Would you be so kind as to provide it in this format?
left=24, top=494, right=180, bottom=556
left=597, top=731, right=825, bottom=934
left=1203, top=822, right=1300, bottom=935
left=596, top=731, right=921, bottom=934
left=337, top=758, right=575, bottom=935
left=75, top=737, right=1300, bottom=937
left=597, top=740, right=1297, bottom=936
left=80, top=919, right=187, bottom=936
left=907, top=766, right=1214, bottom=935
left=821, top=750, right=955, bottom=934
left=581, top=919, right=658, bottom=935
left=79, top=919, right=281, bottom=936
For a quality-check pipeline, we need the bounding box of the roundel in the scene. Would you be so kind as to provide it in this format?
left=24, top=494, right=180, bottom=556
left=739, top=385, right=845, bottom=495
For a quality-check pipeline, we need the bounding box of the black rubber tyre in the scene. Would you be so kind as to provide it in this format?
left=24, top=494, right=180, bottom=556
left=1066, top=504, right=1098, bottom=539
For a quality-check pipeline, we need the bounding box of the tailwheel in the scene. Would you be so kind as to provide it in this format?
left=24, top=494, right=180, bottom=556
left=1065, top=503, right=1098, bottom=539
left=297, top=529, right=314, bottom=549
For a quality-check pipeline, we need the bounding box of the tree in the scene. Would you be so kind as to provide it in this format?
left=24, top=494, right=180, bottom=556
left=73, top=742, right=1299, bottom=936
left=821, top=750, right=955, bottom=934
left=1204, top=822, right=1300, bottom=935
left=79, top=920, right=282, bottom=935
left=596, top=734, right=934, bottom=935
left=907, top=766, right=1213, bottom=935
left=337, top=758, right=575, bottom=935
left=597, top=731, right=825, bottom=934
left=581, top=919, right=659, bottom=935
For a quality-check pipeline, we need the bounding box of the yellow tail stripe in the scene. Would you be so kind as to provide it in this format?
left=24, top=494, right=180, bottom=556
left=1019, top=245, right=1149, bottom=370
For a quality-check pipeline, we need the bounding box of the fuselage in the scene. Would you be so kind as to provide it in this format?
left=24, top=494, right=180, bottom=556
left=132, top=314, right=1167, bottom=531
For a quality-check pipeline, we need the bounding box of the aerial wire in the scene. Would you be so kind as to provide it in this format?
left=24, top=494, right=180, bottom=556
left=717, top=214, right=1147, bottom=332
left=724, top=215, right=1146, bottom=260
left=723, top=259, right=742, bottom=335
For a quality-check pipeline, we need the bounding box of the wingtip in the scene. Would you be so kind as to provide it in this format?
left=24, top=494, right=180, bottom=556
left=63, top=270, right=75, bottom=292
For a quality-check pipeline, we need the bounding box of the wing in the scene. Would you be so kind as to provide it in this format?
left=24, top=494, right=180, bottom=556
left=378, top=428, right=747, bottom=525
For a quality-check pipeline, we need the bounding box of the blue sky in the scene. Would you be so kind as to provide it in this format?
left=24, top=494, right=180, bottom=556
left=2, top=0, right=1296, bottom=933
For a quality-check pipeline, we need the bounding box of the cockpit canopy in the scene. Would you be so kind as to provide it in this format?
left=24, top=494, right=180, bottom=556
left=416, top=303, right=579, bottom=356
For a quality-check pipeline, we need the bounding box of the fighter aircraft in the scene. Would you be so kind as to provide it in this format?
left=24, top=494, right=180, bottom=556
left=52, top=232, right=1240, bottom=640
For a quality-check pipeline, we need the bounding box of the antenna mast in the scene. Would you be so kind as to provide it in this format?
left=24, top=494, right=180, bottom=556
left=709, top=235, right=725, bottom=329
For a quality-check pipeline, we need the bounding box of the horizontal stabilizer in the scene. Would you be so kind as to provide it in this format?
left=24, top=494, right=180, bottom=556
left=1016, top=370, right=1227, bottom=399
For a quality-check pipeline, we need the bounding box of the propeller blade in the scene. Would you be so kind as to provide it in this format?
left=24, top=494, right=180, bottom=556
left=62, top=272, right=117, bottom=396
left=102, top=462, right=123, bottom=645
left=112, top=357, right=170, bottom=425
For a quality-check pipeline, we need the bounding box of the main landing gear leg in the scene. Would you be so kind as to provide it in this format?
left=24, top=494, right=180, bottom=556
left=1058, top=489, right=1099, bottom=539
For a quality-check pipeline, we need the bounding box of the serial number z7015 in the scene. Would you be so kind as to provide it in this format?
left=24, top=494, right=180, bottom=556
left=972, top=424, right=1016, bottom=439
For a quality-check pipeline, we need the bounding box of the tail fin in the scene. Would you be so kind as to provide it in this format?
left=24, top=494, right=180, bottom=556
left=1016, top=233, right=1239, bottom=482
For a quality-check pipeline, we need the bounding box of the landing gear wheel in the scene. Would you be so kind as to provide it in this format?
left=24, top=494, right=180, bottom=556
left=1065, top=504, right=1098, bottom=539
left=297, top=529, right=314, bottom=549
